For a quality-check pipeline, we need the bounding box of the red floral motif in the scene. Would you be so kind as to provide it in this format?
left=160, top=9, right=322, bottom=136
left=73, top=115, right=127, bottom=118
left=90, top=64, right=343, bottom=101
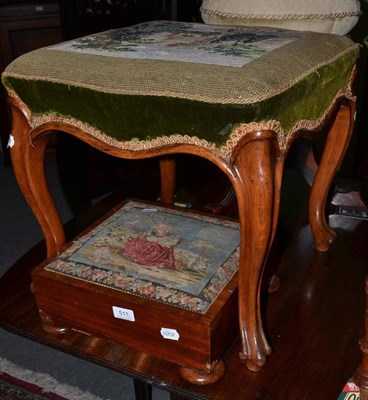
left=122, top=237, right=176, bottom=269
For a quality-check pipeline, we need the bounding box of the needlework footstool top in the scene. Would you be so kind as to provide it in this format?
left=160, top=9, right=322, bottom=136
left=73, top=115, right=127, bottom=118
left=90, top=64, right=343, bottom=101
left=2, top=20, right=359, bottom=158
left=41, top=200, right=240, bottom=314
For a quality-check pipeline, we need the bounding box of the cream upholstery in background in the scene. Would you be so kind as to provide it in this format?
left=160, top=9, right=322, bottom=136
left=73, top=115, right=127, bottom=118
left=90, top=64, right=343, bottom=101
left=200, top=0, right=361, bottom=35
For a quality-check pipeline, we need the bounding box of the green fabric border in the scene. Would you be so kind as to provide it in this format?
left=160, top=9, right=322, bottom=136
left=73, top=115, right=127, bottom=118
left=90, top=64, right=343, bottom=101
left=2, top=48, right=358, bottom=147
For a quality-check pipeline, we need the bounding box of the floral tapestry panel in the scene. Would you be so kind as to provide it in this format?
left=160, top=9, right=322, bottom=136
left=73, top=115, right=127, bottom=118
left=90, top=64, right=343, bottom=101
left=48, top=20, right=305, bottom=67
left=45, top=201, right=240, bottom=313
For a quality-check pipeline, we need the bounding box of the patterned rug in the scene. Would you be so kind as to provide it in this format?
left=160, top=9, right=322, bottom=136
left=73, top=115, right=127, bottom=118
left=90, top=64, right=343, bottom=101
left=0, top=372, right=67, bottom=400
left=0, top=357, right=361, bottom=399
left=0, top=358, right=103, bottom=400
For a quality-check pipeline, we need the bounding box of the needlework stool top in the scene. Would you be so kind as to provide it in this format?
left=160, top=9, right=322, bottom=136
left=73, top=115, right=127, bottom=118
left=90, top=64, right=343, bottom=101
left=2, top=20, right=359, bottom=158
left=41, top=200, right=240, bottom=314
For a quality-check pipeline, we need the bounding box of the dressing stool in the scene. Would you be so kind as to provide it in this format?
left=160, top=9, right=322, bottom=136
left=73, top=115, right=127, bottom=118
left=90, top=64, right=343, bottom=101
left=2, top=20, right=360, bottom=383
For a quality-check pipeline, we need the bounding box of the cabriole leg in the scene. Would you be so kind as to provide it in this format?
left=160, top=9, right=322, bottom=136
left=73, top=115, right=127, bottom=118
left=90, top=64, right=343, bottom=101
left=9, top=100, right=65, bottom=257
left=231, top=131, right=281, bottom=371
left=309, top=100, right=355, bottom=252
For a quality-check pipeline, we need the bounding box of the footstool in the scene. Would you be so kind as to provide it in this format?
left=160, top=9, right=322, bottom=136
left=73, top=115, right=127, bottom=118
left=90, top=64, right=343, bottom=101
left=2, top=20, right=360, bottom=382
left=31, top=199, right=241, bottom=385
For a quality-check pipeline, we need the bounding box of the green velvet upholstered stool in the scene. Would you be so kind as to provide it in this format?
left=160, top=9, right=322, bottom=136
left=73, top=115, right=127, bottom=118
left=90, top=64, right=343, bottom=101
left=1, top=20, right=360, bottom=383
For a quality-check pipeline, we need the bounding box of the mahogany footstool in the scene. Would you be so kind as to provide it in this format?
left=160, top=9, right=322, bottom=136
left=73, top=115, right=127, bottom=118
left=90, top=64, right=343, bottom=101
left=1, top=20, right=360, bottom=383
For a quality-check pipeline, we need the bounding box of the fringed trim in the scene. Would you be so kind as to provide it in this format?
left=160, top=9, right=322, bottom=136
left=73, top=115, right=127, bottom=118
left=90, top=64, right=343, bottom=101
left=6, top=88, right=32, bottom=121
left=222, top=83, right=355, bottom=153
left=221, top=120, right=283, bottom=155
left=9, top=76, right=355, bottom=159
left=281, top=85, right=356, bottom=149
left=200, top=7, right=362, bottom=21
left=29, top=113, right=223, bottom=158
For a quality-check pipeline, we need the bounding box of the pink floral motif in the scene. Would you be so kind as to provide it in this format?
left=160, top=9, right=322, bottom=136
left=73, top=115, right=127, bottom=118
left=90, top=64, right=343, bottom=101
left=122, top=237, right=176, bottom=269
left=55, top=261, right=65, bottom=270
left=156, top=287, right=172, bottom=299
left=79, top=267, right=94, bottom=279
left=138, top=283, right=156, bottom=297
left=114, top=274, right=130, bottom=288
left=94, top=269, right=108, bottom=280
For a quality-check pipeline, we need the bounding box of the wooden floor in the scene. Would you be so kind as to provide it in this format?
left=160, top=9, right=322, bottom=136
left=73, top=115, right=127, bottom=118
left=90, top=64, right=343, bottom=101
left=0, top=154, right=367, bottom=400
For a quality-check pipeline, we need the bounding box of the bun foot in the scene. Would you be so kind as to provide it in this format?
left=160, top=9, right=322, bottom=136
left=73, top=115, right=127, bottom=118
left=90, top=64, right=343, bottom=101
left=39, top=310, right=69, bottom=334
left=179, top=360, right=225, bottom=385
